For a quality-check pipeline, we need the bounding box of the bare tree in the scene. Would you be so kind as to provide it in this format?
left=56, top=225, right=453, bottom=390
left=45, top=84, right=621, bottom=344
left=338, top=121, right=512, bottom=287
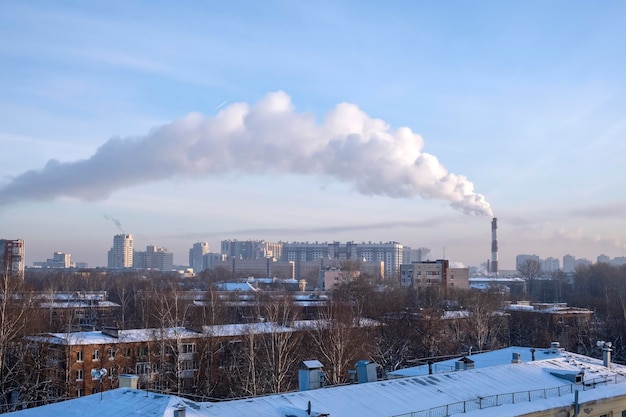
left=517, top=259, right=543, bottom=300
left=0, top=268, right=38, bottom=411
left=308, top=297, right=370, bottom=386
left=256, top=293, right=302, bottom=393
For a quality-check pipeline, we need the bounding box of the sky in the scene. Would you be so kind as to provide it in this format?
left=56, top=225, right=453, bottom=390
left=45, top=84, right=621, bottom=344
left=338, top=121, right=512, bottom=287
left=1, top=1, right=626, bottom=270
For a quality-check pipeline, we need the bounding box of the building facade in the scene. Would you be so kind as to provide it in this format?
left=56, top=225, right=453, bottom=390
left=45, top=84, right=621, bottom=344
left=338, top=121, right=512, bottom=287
left=0, top=239, right=25, bottom=279
left=33, top=251, right=73, bottom=269
left=283, top=241, right=403, bottom=279
left=400, top=259, right=469, bottom=293
left=133, top=245, right=173, bottom=271
left=107, top=234, right=133, bottom=269
left=220, top=239, right=283, bottom=260
left=189, top=242, right=210, bottom=272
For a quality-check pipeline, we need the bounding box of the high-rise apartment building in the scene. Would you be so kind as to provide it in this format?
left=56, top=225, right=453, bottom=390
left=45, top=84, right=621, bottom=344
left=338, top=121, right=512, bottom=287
left=515, top=254, right=541, bottom=269
left=402, top=247, right=432, bottom=263
left=0, top=239, right=25, bottom=279
left=221, top=239, right=283, bottom=260
left=189, top=242, right=210, bottom=272
left=107, top=234, right=133, bottom=269
left=133, top=245, right=173, bottom=271
left=562, top=254, right=575, bottom=273
left=282, top=241, right=403, bottom=279
left=542, top=257, right=560, bottom=273
left=33, top=251, right=72, bottom=268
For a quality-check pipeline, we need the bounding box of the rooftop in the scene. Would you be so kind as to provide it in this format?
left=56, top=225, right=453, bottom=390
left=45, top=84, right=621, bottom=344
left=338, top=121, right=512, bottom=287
left=6, top=346, right=626, bottom=417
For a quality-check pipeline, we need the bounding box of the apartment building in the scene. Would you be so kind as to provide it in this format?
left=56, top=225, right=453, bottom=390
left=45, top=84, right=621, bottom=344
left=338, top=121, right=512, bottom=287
left=0, top=238, right=25, bottom=279
left=283, top=241, right=403, bottom=279
left=133, top=245, right=174, bottom=271
left=107, top=234, right=133, bottom=269
left=220, top=239, right=283, bottom=260
left=188, top=242, right=210, bottom=272
left=25, top=318, right=377, bottom=400
left=400, top=259, right=469, bottom=293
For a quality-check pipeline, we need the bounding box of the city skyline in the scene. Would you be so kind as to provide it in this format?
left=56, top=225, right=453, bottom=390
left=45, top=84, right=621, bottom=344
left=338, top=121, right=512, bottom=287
left=21, top=234, right=626, bottom=273
left=1, top=2, right=626, bottom=269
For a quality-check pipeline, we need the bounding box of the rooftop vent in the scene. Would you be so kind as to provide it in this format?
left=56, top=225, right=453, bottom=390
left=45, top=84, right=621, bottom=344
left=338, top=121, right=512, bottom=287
left=511, top=352, right=522, bottom=364
left=299, top=360, right=325, bottom=391
left=119, top=374, right=139, bottom=389
left=550, top=341, right=561, bottom=353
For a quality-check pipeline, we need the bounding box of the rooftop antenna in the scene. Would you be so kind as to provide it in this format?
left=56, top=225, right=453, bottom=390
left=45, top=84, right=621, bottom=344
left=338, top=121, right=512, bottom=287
left=91, top=368, right=107, bottom=401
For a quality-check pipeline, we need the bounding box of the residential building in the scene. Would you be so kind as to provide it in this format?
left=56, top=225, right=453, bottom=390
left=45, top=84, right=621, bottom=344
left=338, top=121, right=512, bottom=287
left=321, top=268, right=360, bottom=290
left=402, top=246, right=431, bottom=263
left=11, top=345, right=626, bottom=417
left=400, top=259, right=469, bottom=293
left=24, top=318, right=378, bottom=401
left=506, top=302, right=593, bottom=351
left=133, top=245, right=173, bottom=271
left=220, top=239, right=283, bottom=260
left=515, top=254, right=541, bottom=269
left=107, top=234, right=133, bottom=269
left=542, top=256, right=560, bottom=273
left=188, top=242, right=210, bottom=272
left=282, top=241, right=403, bottom=279
left=0, top=239, right=25, bottom=279
left=202, top=252, right=227, bottom=270
left=212, top=257, right=295, bottom=279
left=33, top=251, right=73, bottom=268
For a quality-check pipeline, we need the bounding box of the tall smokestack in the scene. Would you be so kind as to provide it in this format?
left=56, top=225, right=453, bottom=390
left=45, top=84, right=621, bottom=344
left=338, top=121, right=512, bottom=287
left=490, top=218, right=498, bottom=275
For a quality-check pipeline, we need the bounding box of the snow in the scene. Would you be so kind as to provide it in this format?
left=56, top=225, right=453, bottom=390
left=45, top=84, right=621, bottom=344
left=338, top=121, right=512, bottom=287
left=9, top=347, right=626, bottom=417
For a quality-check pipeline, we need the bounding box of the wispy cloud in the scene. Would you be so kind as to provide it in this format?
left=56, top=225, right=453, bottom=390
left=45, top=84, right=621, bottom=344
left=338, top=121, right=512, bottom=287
left=163, top=218, right=448, bottom=240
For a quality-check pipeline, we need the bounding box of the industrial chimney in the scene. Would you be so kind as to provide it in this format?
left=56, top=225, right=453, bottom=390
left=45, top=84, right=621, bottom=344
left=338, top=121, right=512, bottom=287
left=490, top=218, right=498, bottom=275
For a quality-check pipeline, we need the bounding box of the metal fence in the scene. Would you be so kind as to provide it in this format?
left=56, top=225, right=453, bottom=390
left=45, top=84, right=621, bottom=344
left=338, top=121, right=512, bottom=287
left=391, top=375, right=622, bottom=417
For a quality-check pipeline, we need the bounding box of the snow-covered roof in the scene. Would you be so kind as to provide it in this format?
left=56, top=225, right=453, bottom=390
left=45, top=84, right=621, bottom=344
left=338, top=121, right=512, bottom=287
left=389, top=346, right=564, bottom=377
left=38, top=301, right=120, bottom=309
left=8, top=349, right=626, bottom=417
left=27, top=319, right=381, bottom=346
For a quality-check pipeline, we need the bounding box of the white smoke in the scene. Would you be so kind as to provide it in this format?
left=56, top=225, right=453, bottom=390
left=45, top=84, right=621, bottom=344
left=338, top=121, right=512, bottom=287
left=0, top=91, right=492, bottom=216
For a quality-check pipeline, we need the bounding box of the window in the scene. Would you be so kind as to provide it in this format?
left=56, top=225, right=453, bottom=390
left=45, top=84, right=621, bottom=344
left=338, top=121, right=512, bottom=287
left=181, top=360, right=198, bottom=371
left=76, top=370, right=84, bottom=381
left=76, top=388, right=84, bottom=397
left=108, top=348, right=115, bottom=360
left=108, top=367, right=117, bottom=377
left=92, top=387, right=98, bottom=395
left=92, top=349, right=100, bottom=361
left=181, top=343, right=196, bottom=354
left=76, top=351, right=83, bottom=362
left=136, top=362, right=151, bottom=375
left=124, top=348, right=131, bottom=358
left=137, top=346, right=149, bottom=358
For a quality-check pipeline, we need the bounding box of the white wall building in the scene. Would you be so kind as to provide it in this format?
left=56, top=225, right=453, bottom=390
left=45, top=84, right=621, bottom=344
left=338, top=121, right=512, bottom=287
left=107, top=234, right=133, bottom=269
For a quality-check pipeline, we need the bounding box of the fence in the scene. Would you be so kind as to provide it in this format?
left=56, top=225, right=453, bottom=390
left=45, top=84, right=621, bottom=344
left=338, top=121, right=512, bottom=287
left=391, top=375, right=622, bottom=417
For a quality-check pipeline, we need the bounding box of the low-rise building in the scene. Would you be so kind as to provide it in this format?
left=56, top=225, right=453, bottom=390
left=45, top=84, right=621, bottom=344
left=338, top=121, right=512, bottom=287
left=9, top=344, right=626, bottom=417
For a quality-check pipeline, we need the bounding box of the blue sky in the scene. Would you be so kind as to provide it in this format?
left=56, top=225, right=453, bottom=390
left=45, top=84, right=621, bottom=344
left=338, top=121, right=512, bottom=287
left=1, top=1, right=625, bottom=269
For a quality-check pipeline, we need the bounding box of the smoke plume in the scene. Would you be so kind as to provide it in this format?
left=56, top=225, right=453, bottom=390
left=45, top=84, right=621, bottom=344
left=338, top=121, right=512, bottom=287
left=0, top=91, right=492, bottom=216
left=104, top=215, right=124, bottom=233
